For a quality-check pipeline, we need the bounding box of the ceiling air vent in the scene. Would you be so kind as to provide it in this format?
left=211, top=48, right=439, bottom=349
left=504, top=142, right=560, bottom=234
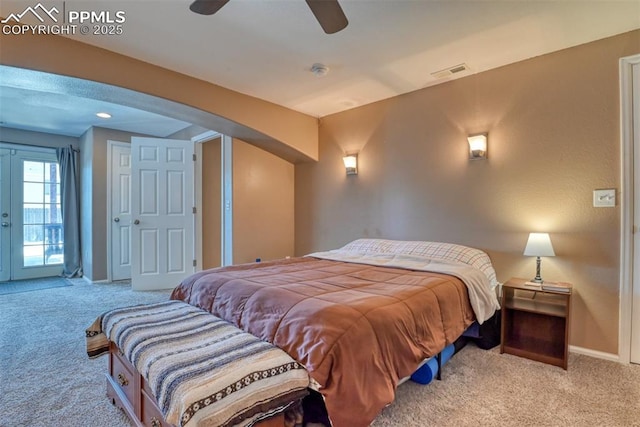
left=430, top=63, right=470, bottom=79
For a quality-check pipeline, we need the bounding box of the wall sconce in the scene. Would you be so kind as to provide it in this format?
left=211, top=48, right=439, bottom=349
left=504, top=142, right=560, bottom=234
left=467, top=133, right=488, bottom=160
left=343, top=154, right=358, bottom=175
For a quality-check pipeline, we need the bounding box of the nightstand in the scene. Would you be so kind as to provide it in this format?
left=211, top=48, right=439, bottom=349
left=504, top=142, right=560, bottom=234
left=500, top=277, right=572, bottom=369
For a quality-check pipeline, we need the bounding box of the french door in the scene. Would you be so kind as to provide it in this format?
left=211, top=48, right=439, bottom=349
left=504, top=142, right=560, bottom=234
left=0, top=146, right=63, bottom=281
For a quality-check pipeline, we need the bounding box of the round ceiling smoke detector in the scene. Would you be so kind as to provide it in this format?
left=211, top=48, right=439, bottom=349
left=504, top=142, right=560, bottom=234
left=310, top=63, right=329, bottom=77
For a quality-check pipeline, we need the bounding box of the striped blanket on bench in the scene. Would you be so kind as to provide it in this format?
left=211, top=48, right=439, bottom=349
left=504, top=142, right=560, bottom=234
left=86, top=300, right=310, bottom=427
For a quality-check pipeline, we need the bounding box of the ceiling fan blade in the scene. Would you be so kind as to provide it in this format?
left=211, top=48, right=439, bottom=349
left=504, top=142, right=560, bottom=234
left=189, top=0, right=230, bottom=15
left=305, top=0, right=348, bottom=34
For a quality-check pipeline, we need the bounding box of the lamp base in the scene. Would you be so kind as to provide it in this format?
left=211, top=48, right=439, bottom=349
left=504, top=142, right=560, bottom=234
left=531, top=256, right=544, bottom=283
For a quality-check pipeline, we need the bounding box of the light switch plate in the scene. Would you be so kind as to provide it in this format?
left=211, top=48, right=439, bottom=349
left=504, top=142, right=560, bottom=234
left=593, top=189, right=616, bottom=207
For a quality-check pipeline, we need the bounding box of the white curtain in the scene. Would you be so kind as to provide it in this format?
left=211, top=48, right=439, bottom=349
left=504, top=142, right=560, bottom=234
left=56, top=145, right=82, bottom=277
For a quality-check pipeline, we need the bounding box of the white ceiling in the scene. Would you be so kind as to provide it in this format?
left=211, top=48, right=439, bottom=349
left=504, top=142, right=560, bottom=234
left=1, top=0, right=639, bottom=137
left=0, top=85, right=193, bottom=137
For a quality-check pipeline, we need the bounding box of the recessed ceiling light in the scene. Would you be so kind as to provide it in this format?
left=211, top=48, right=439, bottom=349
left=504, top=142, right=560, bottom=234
left=96, top=112, right=112, bottom=119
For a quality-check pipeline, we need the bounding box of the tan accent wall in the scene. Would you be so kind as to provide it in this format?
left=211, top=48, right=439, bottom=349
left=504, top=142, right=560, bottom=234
left=234, top=139, right=294, bottom=264
left=202, top=138, right=222, bottom=269
left=295, top=30, right=640, bottom=354
left=0, top=32, right=318, bottom=162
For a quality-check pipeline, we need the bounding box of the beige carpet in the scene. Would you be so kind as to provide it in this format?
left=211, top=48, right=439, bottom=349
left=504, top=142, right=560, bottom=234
left=0, top=278, right=638, bottom=427
left=373, top=346, right=640, bottom=427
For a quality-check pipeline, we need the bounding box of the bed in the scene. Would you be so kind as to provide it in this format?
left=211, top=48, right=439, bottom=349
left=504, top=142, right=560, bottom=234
left=170, top=239, right=500, bottom=427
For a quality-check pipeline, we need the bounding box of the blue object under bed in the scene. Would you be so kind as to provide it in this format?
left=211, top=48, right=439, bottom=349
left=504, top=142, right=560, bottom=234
left=410, top=343, right=455, bottom=385
left=409, top=314, right=496, bottom=385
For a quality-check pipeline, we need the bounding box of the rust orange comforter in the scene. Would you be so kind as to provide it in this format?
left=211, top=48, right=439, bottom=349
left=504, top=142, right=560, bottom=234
left=170, top=257, right=475, bottom=427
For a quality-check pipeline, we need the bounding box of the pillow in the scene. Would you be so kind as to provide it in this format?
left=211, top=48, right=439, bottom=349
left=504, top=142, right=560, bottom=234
left=340, top=239, right=498, bottom=289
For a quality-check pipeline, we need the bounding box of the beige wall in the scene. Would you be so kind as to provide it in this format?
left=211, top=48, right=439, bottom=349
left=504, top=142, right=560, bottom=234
left=234, top=139, right=294, bottom=264
left=295, top=30, right=640, bottom=354
left=202, top=138, right=222, bottom=269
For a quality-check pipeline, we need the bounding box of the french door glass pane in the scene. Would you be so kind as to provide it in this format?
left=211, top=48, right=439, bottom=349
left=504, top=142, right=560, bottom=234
left=46, top=204, right=62, bottom=224
left=23, top=224, right=43, bottom=244
left=23, top=203, right=44, bottom=224
left=22, top=160, right=63, bottom=267
left=23, top=247, right=43, bottom=266
left=24, top=161, right=44, bottom=181
left=23, top=183, right=43, bottom=203
left=44, top=164, right=60, bottom=183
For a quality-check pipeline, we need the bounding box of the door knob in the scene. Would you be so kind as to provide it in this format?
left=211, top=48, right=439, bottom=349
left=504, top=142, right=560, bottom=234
left=114, top=217, right=120, bottom=223
left=1, top=212, right=7, bottom=218
left=1, top=222, right=9, bottom=228
left=133, top=219, right=140, bottom=225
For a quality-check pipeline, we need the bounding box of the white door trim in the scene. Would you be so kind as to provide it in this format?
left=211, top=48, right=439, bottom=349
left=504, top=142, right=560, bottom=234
left=221, top=135, right=233, bottom=266
left=619, top=53, right=640, bottom=364
left=0, top=148, right=11, bottom=281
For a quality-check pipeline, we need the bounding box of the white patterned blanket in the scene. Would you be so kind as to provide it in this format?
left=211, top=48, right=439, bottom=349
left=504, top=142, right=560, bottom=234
left=86, top=300, right=310, bottom=427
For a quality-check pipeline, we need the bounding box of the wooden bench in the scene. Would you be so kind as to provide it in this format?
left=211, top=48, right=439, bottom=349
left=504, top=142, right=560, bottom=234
left=87, top=301, right=309, bottom=427
left=107, top=341, right=288, bottom=427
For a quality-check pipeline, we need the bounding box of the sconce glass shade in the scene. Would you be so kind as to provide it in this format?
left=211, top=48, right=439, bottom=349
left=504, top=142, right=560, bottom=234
left=467, top=134, right=487, bottom=160
left=343, top=155, right=358, bottom=175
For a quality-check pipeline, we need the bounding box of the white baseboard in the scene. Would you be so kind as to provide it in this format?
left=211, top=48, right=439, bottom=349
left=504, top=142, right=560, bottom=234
left=569, top=345, right=620, bottom=363
left=82, top=276, right=109, bottom=284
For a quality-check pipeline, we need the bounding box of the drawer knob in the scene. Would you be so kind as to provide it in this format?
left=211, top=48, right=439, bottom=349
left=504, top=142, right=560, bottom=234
left=117, top=372, right=129, bottom=387
left=151, top=417, right=162, bottom=427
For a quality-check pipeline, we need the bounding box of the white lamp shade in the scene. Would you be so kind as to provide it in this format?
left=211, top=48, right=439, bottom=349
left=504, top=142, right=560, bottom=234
left=523, top=233, right=555, bottom=257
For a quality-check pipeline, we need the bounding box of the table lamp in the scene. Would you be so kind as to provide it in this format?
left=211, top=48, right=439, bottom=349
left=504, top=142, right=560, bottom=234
left=523, top=232, right=555, bottom=283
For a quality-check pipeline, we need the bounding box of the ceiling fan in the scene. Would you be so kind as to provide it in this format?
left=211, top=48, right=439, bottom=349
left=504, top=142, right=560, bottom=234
left=189, top=0, right=349, bottom=34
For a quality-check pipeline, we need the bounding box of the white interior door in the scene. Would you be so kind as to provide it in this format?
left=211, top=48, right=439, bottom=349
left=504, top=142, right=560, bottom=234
left=131, top=137, right=195, bottom=290
left=109, top=142, right=132, bottom=281
left=0, top=148, right=10, bottom=282
left=631, top=61, right=640, bottom=365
